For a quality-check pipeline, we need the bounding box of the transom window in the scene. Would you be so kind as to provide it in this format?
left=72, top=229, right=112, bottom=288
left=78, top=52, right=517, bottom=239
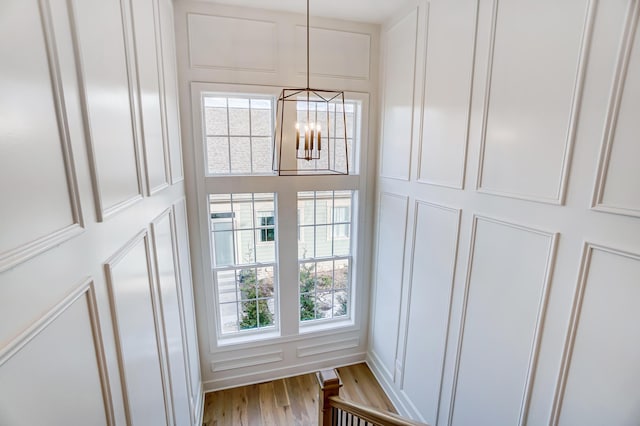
left=204, top=95, right=274, bottom=175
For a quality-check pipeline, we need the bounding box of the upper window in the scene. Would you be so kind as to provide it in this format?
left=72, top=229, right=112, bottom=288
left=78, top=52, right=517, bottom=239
left=204, top=95, right=274, bottom=175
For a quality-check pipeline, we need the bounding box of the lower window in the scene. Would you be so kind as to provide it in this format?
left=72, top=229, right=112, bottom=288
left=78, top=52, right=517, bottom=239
left=210, top=193, right=277, bottom=334
left=298, top=191, right=354, bottom=322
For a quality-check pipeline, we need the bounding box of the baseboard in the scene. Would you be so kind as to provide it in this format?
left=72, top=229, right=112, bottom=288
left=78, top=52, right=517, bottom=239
left=366, top=351, right=421, bottom=421
left=195, top=383, right=205, bottom=426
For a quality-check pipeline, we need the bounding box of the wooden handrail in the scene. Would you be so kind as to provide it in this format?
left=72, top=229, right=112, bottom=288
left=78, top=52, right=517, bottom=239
left=316, top=369, right=429, bottom=426
left=328, top=396, right=428, bottom=426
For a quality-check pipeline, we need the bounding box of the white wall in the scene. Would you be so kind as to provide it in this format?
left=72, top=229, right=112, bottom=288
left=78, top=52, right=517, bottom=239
left=173, top=1, right=380, bottom=391
left=369, top=0, right=640, bottom=425
left=0, top=0, right=201, bottom=425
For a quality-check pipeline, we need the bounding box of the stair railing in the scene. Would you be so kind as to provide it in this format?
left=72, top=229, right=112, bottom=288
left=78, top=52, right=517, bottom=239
left=316, top=369, right=429, bottom=426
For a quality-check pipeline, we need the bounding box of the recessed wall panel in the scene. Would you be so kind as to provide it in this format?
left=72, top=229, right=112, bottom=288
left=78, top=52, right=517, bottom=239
left=0, top=289, right=111, bottom=425
left=295, top=26, right=370, bottom=80
left=72, top=0, right=141, bottom=215
left=451, top=217, right=554, bottom=426
left=173, top=199, right=201, bottom=407
left=105, top=234, right=168, bottom=426
left=403, top=202, right=459, bottom=424
left=160, top=0, right=184, bottom=183
left=418, top=0, right=477, bottom=188
left=0, top=0, right=80, bottom=268
left=555, top=246, right=640, bottom=425
left=187, top=13, right=277, bottom=72
left=371, top=193, right=408, bottom=376
left=152, top=212, right=191, bottom=423
left=131, top=0, right=169, bottom=193
left=596, top=4, right=640, bottom=216
left=380, top=9, right=418, bottom=180
left=478, top=0, right=591, bottom=202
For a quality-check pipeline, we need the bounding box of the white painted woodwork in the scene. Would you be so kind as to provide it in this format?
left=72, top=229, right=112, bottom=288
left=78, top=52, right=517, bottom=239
left=175, top=1, right=379, bottom=391
left=0, top=0, right=82, bottom=271
left=131, top=0, right=170, bottom=194
left=370, top=193, right=408, bottom=377
left=0, top=283, right=111, bottom=426
left=188, top=14, right=277, bottom=72
left=380, top=8, right=417, bottom=181
left=173, top=199, right=203, bottom=417
left=159, top=0, right=184, bottom=184
left=401, top=202, right=459, bottom=424
left=106, top=234, right=169, bottom=426
left=369, top=1, right=640, bottom=424
left=594, top=1, right=640, bottom=216
left=71, top=0, right=143, bottom=218
left=450, top=218, right=555, bottom=426
left=417, top=0, right=477, bottom=188
left=294, top=26, right=371, bottom=80
left=152, top=211, right=192, bottom=425
left=0, top=0, right=200, bottom=424
left=553, top=245, right=640, bottom=426
left=478, top=0, right=591, bottom=203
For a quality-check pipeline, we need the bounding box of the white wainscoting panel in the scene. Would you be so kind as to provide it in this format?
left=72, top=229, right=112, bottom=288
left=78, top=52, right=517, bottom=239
left=173, top=199, right=202, bottom=412
left=370, top=193, right=409, bottom=378
left=551, top=244, right=640, bottom=425
left=71, top=0, right=143, bottom=219
left=105, top=232, right=169, bottom=426
left=593, top=0, right=640, bottom=217
left=294, top=26, right=370, bottom=80
left=450, top=217, right=556, bottom=426
left=0, top=0, right=82, bottom=272
left=131, top=0, right=170, bottom=194
left=0, top=280, right=114, bottom=426
left=418, top=0, right=477, bottom=189
left=159, top=0, right=184, bottom=183
left=151, top=211, right=192, bottom=425
left=380, top=8, right=418, bottom=181
left=477, top=0, right=593, bottom=203
left=187, top=13, right=277, bottom=72
left=402, top=202, right=460, bottom=424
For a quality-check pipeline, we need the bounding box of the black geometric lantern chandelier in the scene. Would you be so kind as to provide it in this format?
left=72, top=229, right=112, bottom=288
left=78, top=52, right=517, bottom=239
left=272, top=0, right=349, bottom=175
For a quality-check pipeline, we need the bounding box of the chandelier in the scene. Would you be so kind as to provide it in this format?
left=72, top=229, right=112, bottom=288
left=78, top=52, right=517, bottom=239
left=272, top=0, right=349, bottom=175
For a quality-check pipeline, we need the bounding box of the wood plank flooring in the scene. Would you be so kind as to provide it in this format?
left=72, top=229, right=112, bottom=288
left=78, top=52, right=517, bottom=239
left=202, top=363, right=396, bottom=426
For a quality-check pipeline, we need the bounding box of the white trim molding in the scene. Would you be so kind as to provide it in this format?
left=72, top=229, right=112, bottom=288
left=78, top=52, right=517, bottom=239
left=447, top=215, right=558, bottom=426
left=0, top=278, right=115, bottom=426
left=475, top=0, right=596, bottom=205
left=591, top=0, right=640, bottom=218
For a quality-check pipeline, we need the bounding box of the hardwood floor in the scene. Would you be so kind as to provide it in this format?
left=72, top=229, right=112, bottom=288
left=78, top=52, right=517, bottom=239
left=202, top=363, right=396, bottom=425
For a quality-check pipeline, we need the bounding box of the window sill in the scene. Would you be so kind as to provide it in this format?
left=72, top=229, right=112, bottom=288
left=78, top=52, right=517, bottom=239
left=299, top=317, right=354, bottom=334
left=217, top=329, right=281, bottom=347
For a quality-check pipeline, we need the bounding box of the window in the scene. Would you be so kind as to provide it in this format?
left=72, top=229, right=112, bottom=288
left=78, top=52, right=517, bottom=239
left=204, top=95, right=274, bottom=175
left=258, top=211, right=275, bottom=242
left=193, top=83, right=368, bottom=343
left=210, top=193, right=277, bottom=334
left=298, top=191, right=353, bottom=321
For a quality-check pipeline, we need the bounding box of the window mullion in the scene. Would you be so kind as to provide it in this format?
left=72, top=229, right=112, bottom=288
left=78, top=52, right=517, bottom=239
left=276, top=189, right=299, bottom=337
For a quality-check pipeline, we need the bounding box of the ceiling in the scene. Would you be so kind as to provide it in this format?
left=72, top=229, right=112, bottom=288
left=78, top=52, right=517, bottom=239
left=200, top=0, right=401, bottom=24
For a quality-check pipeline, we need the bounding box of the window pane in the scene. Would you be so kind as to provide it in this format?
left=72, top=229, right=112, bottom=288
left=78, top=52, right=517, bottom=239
left=230, top=137, right=252, bottom=174
left=205, top=106, right=228, bottom=135
left=207, top=137, right=230, bottom=174
left=228, top=99, right=250, bottom=135
left=252, top=137, right=272, bottom=173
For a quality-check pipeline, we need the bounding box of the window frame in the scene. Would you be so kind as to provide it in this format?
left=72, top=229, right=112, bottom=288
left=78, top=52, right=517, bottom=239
left=190, top=82, right=371, bottom=347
